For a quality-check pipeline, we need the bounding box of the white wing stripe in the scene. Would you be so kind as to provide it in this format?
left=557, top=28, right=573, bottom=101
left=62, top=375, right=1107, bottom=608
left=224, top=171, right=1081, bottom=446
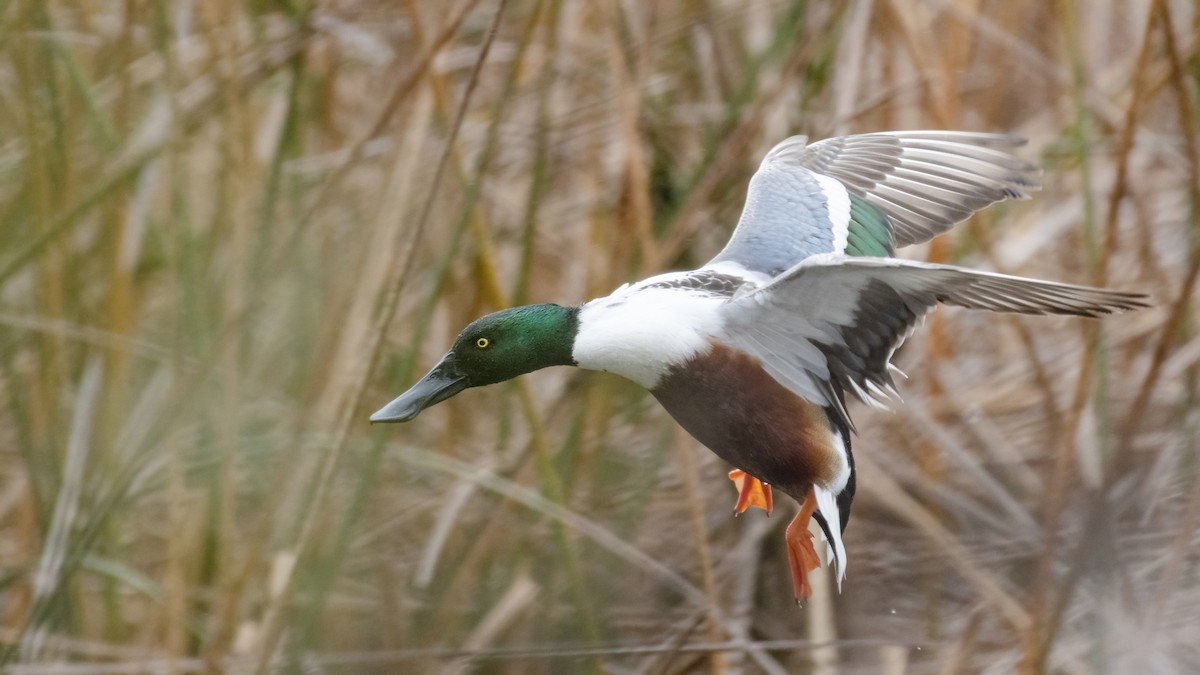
left=813, top=172, right=851, bottom=254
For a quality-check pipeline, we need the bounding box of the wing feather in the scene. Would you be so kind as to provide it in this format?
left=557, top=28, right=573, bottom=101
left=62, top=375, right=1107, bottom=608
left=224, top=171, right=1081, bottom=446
left=708, top=131, right=1040, bottom=275
left=718, top=255, right=1148, bottom=428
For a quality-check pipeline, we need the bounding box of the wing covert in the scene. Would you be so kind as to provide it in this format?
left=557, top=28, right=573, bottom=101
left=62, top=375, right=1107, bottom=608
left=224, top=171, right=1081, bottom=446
left=717, top=255, right=1148, bottom=428
left=708, top=131, right=1041, bottom=276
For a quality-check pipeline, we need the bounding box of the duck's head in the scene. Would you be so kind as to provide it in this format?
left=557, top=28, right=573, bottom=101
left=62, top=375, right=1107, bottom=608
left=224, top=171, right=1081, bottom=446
left=370, top=303, right=580, bottom=423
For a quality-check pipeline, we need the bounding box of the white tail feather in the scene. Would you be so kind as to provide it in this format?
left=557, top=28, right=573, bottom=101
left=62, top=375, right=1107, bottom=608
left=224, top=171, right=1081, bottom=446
left=813, top=485, right=847, bottom=591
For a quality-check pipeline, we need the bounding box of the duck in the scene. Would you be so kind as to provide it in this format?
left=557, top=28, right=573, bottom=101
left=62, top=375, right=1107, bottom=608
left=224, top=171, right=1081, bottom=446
left=369, top=131, right=1148, bottom=603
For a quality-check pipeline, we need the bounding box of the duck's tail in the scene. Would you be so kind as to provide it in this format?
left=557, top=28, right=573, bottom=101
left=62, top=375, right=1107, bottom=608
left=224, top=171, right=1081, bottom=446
left=812, top=486, right=847, bottom=591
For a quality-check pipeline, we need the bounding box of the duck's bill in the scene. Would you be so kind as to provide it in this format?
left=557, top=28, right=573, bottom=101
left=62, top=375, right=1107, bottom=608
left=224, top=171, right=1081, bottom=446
left=370, top=355, right=467, bottom=423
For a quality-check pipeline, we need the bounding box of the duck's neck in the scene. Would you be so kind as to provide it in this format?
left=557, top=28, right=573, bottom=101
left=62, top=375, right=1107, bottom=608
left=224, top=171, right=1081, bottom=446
left=505, top=303, right=581, bottom=372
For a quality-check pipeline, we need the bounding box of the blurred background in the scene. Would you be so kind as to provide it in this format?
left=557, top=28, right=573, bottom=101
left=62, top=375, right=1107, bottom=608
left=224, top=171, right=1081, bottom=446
left=0, top=0, right=1196, bottom=673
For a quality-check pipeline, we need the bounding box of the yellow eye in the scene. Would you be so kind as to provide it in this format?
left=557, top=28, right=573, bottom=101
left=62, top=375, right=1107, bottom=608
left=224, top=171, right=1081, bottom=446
left=476, top=337, right=490, bottom=349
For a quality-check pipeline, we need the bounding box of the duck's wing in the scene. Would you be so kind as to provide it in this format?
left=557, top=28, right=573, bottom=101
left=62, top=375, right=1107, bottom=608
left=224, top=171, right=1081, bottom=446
left=717, top=255, right=1148, bottom=428
left=627, top=268, right=756, bottom=298
left=707, top=132, right=1040, bottom=276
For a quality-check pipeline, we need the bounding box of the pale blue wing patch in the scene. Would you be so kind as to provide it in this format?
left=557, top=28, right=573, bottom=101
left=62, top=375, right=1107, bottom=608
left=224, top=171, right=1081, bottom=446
left=708, top=145, right=843, bottom=276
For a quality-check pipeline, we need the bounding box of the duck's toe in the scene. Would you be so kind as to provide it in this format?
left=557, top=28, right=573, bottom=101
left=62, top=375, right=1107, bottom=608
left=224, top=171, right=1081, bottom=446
left=785, top=486, right=822, bottom=603
left=728, top=469, right=773, bottom=516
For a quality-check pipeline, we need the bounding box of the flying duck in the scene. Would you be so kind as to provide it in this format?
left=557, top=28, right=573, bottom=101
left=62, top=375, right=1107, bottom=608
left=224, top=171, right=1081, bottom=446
left=370, top=131, right=1147, bottom=603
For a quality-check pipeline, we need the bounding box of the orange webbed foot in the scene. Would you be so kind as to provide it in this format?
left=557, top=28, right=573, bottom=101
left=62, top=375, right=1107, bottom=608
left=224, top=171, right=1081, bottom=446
left=785, top=486, right=821, bottom=604
left=728, top=469, right=773, bottom=516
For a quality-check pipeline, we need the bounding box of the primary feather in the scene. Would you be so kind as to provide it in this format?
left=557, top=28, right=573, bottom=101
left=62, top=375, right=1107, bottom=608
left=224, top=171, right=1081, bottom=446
left=708, top=131, right=1040, bottom=275
left=718, top=254, right=1149, bottom=429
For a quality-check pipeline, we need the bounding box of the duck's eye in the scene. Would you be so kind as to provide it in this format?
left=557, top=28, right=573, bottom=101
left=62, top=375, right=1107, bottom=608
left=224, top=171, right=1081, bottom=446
left=475, top=337, right=490, bottom=349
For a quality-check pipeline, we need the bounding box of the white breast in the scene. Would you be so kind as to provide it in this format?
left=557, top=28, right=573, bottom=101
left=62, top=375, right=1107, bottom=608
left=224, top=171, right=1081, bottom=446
left=572, top=280, right=725, bottom=389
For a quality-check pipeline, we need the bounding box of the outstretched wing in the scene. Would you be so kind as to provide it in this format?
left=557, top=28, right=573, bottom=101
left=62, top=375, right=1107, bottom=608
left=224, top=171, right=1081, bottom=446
left=707, top=132, right=1040, bottom=276
left=717, top=255, right=1148, bottom=428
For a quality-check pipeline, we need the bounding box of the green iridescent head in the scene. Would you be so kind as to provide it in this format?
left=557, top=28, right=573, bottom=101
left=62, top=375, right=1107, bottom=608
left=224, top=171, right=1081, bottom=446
left=370, top=304, right=579, bottom=423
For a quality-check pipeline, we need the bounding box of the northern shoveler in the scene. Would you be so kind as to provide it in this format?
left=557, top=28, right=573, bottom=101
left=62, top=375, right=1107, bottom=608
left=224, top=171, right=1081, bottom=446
left=370, top=131, right=1147, bottom=603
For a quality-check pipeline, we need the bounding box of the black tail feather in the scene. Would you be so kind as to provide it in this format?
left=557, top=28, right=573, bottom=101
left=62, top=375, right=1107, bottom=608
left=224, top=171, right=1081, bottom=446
left=826, top=407, right=857, bottom=532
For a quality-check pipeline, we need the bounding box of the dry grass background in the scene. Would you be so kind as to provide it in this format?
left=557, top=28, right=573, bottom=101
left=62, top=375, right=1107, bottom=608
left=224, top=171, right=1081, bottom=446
left=0, top=0, right=1197, bottom=673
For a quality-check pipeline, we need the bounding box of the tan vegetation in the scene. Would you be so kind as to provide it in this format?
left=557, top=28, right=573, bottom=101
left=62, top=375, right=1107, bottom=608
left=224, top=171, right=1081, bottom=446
left=0, top=0, right=1197, bottom=673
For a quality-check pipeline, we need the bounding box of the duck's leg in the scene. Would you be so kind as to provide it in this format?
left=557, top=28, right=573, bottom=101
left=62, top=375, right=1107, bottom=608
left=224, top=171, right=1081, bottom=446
left=728, top=469, right=773, bottom=516
left=785, top=486, right=822, bottom=603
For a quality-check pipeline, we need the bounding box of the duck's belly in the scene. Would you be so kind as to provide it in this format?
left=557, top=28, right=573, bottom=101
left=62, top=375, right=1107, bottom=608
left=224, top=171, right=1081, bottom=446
left=652, top=341, right=846, bottom=500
